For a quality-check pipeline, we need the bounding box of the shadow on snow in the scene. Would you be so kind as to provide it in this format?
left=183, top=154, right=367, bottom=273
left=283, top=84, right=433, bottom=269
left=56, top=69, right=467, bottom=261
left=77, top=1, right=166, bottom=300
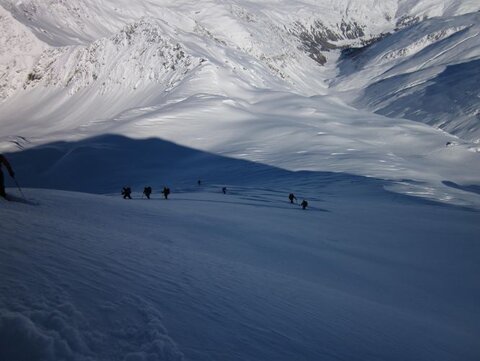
left=4, top=134, right=473, bottom=210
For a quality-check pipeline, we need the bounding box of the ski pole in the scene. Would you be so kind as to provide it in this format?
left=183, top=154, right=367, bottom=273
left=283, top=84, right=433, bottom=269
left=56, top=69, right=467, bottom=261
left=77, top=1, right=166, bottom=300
left=14, top=178, right=26, bottom=199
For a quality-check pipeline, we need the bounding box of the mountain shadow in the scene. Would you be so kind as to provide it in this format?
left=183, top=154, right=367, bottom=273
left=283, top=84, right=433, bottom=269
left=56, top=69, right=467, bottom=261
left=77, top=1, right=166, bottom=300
left=3, top=133, right=470, bottom=210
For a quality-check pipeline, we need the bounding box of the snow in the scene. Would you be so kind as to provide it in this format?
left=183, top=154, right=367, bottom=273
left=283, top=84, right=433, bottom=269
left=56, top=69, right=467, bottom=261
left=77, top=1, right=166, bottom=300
left=2, top=180, right=480, bottom=360
left=1, top=1, right=480, bottom=359
left=333, top=12, right=480, bottom=141
left=1, top=0, right=479, bottom=143
left=1, top=133, right=480, bottom=358
left=3, top=91, right=480, bottom=209
left=0, top=5, right=46, bottom=98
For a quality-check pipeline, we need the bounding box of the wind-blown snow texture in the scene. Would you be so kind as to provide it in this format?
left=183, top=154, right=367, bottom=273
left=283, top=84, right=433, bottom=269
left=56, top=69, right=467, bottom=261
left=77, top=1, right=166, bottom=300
left=1, top=1, right=480, bottom=360
left=2, top=173, right=480, bottom=360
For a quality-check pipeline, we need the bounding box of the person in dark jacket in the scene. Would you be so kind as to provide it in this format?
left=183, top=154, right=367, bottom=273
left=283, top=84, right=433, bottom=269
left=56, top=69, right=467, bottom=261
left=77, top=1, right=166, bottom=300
left=222, top=187, right=227, bottom=194
left=288, top=193, right=296, bottom=204
left=121, top=186, right=132, bottom=199
left=143, top=186, right=152, bottom=199
left=301, top=199, right=308, bottom=210
left=162, top=186, right=170, bottom=200
left=0, top=154, right=15, bottom=199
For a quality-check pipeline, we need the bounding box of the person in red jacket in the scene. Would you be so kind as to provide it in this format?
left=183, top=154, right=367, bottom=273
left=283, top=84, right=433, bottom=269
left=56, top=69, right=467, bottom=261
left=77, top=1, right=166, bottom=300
left=0, top=154, right=15, bottom=199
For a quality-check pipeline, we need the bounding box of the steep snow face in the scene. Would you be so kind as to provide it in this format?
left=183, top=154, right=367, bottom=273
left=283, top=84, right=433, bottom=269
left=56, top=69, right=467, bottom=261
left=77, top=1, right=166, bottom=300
left=0, top=5, right=46, bottom=98
left=0, top=0, right=337, bottom=101
left=397, top=0, right=480, bottom=19
left=23, top=19, right=201, bottom=95
left=334, top=12, right=480, bottom=142
left=0, top=0, right=126, bottom=45
left=1, top=0, right=395, bottom=47
left=3, top=0, right=478, bottom=46
left=1, top=0, right=479, bottom=102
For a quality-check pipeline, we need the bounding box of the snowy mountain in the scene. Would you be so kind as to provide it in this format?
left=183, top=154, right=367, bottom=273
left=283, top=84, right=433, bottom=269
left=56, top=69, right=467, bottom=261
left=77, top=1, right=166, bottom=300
left=0, top=1, right=479, bottom=130
left=1, top=0, right=479, bottom=205
left=0, top=5, right=46, bottom=98
left=333, top=11, right=480, bottom=141
left=2, top=2, right=480, bottom=361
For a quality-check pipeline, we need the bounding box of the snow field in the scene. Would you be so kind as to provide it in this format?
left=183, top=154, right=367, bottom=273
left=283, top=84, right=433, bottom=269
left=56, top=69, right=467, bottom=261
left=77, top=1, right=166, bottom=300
left=1, top=180, right=480, bottom=360
left=0, top=1, right=480, bottom=359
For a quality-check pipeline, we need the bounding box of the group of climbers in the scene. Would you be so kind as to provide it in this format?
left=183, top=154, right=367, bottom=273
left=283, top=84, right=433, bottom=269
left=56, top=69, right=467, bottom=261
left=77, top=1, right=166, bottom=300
left=288, top=193, right=308, bottom=210
left=2, top=153, right=310, bottom=210
left=122, top=186, right=171, bottom=199
left=121, top=182, right=309, bottom=210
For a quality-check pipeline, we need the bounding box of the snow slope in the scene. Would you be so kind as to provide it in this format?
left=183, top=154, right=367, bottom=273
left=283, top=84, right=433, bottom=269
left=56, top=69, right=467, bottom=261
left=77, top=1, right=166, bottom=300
left=1, top=2, right=480, bottom=360
left=4, top=93, right=480, bottom=210
left=334, top=12, right=480, bottom=141
left=1, top=180, right=479, bottom=360
left=0, top=5, right=46, bottom=98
